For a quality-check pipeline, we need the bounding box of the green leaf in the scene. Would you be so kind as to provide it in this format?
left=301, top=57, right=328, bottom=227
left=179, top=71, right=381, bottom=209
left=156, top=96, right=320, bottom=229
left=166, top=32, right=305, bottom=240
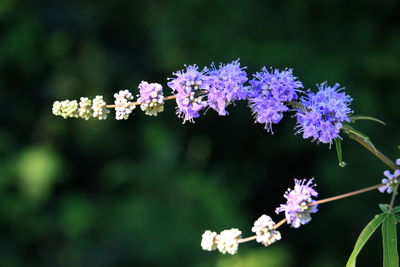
left=395, top=214, right=400, bottom=223
left=346, top=213, right=387, bottom=267
left=334, top=138, right=347, bottom=167
left=380, top=204, right=390, bottom=212
left=382, top=214, right=399, bottom=267
left=342, top=125, right=377, bottom=152
left=350, top=115, right=387, bottom=126
left=392, top=206, right=400, bottom=214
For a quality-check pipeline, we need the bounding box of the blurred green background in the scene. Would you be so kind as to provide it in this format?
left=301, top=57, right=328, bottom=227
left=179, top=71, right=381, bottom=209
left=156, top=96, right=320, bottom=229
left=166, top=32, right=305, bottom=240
left=0, top=0, right=399, bottom=266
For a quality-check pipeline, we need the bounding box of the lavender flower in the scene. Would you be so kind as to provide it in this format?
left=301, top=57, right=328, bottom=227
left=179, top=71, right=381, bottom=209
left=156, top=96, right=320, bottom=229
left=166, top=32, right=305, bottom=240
left=167, top=65, right=208, bottom=123
left=276, top=178, right=318, bottom=228
left=137, top=81, right=164, bottom=116
left=249, top=67, right=303, bottom=101
left=205, top=59, right=248, bottom=115
left=295, top=82, right=353, bottom=145
left=248, top=68, right=303, bottom=132
left=378, top=159, right=400, bottom=194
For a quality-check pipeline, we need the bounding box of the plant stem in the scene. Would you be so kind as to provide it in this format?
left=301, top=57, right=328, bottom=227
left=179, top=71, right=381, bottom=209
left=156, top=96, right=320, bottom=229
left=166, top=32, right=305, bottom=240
left=106, top=95, right=176, bottom=109
left=349, top=133, right=398, bottom=171
left=310, top=184, right=382, bottom=206
left=238, top=183, right=383, bottom=244
left=389, top=184, right=399, bottom=209
left=238, top=218, right=286, bottom=243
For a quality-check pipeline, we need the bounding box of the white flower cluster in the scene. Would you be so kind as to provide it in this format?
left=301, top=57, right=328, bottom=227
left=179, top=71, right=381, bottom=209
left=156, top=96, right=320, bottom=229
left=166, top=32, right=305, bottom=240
left=78, top=97, right=92, bottom=120
left=251, top=214, right=281, bottom=246
left=114, top=90, right=135, bottom=120
left=200, top=228, right=242, bottom=255
left=52, top=96, right=110, bottom=120
left=52, top=100, right=79, bottom=119
left=92, top=95, right=109, bottom=120
left=137, top=81, right=165, bottom=116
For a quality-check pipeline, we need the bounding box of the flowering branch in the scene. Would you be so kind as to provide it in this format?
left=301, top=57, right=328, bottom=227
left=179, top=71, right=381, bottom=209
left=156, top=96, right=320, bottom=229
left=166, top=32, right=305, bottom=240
left=51, top=59, right=400, bottom=261
left=232, top=183, right=383, bottom=247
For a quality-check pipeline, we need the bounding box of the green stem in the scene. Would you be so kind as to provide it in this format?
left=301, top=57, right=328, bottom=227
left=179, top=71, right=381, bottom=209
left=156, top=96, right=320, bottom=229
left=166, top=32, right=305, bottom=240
left=348, top=133, right=398, bottom=171
left=389, top=184, right=398, bottom=210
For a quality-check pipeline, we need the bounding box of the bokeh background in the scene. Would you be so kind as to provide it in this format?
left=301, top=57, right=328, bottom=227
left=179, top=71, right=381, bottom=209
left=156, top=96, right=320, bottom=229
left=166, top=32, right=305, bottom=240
left=0, top=0, right=399, bottom=266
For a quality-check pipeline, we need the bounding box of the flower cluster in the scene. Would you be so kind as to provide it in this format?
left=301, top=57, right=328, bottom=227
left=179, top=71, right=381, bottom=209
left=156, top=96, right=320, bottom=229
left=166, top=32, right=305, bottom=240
left=378, top=158, right=400, bottom=194
left=114, top=90, right=135, bottom=120
left=276, top=178, right=318, bottom=228
left=167, top=65, right=208, bottom=123
left=92, top=96, right=109, bottom=120
left=52, top=96, right=110, bottom=120
left=251, top=215, right=281, bottom=246
left=205, top=59, right=249, bottom=116
left=201, top=228, right=242, bottom=255
left=295, top=82, right=353, bottom=145
left=52, top=61, right=355, bottom=150
left=137, top=81, right=164, bottom=116
left=167, top=60, right=249, bottom=122
left=248, top=68, right=303, bottom=132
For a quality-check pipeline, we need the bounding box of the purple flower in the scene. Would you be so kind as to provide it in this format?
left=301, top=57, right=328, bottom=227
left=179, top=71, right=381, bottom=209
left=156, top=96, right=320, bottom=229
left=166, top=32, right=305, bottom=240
left=137, top=81, right=164, bottom=116
left=249, top=67, right=303, bottom=101
left=378, top=159, right=400, bottom=194
left=205, top=59, right=248, bottom=116
left=295, top=82, right=352, bottom=145
left=167, top=65, right=208, bottom=123
left=248, top=93, right=288, bottom=132
left=276, top=178, right=318, bottom=228
left=248, top=68, right=303, bottom=132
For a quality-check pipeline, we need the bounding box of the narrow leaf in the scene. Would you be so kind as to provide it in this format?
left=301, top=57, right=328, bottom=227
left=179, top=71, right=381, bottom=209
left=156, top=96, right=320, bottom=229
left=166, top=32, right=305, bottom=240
left=350, top=115, right=387, bottom=126
left=395, top=214, right=400, bottom=223
left=346, top=213, right=387, bottom=267
left=382, top=214, right=399, bottom=267
left=342, top=125, right=377, bottom=152
left=392, top=206, right=400, bottom=214
left=335, top=138, right=346, bottom=167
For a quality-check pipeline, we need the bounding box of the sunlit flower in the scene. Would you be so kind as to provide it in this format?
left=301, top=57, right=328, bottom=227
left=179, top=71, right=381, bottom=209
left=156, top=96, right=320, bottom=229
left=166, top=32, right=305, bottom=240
left=251, top=214, right=281, bottom=246
left=78, top=97, right=92, bottom=120
left=201, top=230, right=218, bottom=251
left=137, top=81, right=164, bottom=116
left=114, top=89, right=135, bottom=120
left=378, top=159, right=400, bottom=194
left=248, top=68, right=303, bottom=132
left=216, top=228, right=242, bottom=255
left=52, top=100, right=79, bottom=119
left=295, top=82, right=352, bottom=145
left=92, top=95, right=110, bottom=120
left=276, top=178, right=318, bottom=228
left=205, top=59, right=249, bottom=115
left=167, top=65, right=208, bottom=123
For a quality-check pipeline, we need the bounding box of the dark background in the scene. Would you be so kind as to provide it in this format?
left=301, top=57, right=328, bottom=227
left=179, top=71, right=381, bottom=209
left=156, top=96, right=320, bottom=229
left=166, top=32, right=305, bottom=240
left=0, top=0, right=399, bottom=266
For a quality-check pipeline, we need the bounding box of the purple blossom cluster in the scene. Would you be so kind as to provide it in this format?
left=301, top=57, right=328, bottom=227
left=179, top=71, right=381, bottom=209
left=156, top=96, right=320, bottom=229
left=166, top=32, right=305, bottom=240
left=276, top=178, right=318, bottom=228
left=248, top=68, right=303, bottom=132
left=295, top=82, right=353, bottom=145
left=167, top=60, right=249, bottom=122
left=205, top=60, right=249, bottom=115
left=167, top=65, right=208, bottom=123
left=378, top=158, right=400, bottom=194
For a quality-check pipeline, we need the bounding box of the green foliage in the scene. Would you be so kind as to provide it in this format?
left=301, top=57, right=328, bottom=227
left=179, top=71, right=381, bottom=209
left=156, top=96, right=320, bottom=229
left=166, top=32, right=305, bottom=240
left=346, top=213, right=386, bottom=267
left=335, top=138, right=346, bottom=167
left=382, top=213, right=398, bottom=267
